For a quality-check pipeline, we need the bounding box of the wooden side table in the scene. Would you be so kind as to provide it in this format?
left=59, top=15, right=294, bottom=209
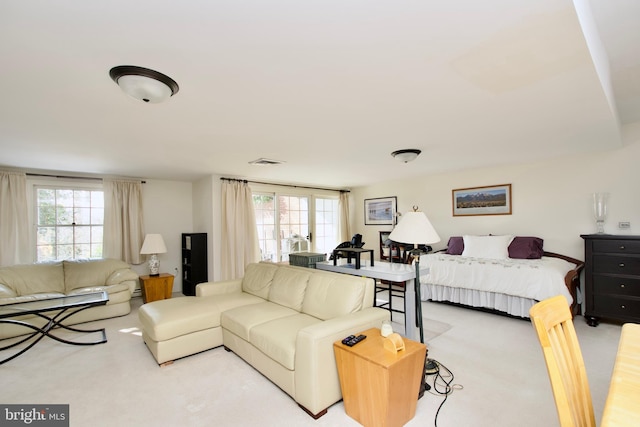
left=334, top=327, right=427, bottom=427
left=139, top=273, right=174, bottom=303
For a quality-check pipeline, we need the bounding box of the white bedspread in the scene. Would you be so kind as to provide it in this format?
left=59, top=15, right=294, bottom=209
left=419, top=253, right=574, bottom=304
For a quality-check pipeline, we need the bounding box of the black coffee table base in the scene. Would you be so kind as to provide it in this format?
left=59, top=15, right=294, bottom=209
left=0, top=293, right=108, bottom=365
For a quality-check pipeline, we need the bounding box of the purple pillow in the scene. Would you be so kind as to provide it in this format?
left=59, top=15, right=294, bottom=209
left=446, top=236, right=464, bottom=255
left=508, top=236, right=544, bottom=259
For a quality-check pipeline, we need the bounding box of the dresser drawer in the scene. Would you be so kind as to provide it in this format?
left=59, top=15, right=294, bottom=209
left=593, top=275, right=640, bottom=297
left=593, top=239, right=640, bottom=255
left=592, top=255, right=640, bottom=275
left=592, top=295, right=640, bottom=320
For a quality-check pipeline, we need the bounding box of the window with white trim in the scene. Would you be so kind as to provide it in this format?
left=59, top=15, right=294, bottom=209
left=314, top=197, right=339, bottom=256
left=253, top=192, right=339, bottom=262
left=35, top=186, right=104, bottom=262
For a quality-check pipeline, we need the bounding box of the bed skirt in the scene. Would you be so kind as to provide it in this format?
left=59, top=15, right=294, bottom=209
left=420, top=283, right=536, bottom=318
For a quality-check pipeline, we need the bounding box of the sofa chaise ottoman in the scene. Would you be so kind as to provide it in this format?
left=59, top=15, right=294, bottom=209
left=138, top=262, right=390, bottom=418
left=0, top=258, right=139, bottom=339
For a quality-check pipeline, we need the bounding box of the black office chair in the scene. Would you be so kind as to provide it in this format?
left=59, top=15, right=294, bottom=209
left=328, top=234, right=365, bottom=260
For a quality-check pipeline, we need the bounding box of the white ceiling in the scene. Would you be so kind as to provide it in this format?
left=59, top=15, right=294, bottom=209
left=1, top=0, right=638, bottom=189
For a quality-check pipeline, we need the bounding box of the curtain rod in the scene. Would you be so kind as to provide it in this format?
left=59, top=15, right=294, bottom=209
left=220, top=177, right=349, bottom=193
left=27, top=173, right=146, bottom=184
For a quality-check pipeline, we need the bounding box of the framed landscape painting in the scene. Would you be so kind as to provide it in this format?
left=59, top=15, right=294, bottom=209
left=452, top=184, right=512, bottom=216
left=364, top=196, right=397, bottom=225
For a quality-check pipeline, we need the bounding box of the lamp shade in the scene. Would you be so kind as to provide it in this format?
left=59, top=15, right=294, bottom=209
left=388, top=209, right=440, bottom=245
left=140, top=234, right=167, bottom=254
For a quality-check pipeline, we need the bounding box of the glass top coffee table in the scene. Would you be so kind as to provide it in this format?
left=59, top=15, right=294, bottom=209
left=0, top=291, right=109, bottom=365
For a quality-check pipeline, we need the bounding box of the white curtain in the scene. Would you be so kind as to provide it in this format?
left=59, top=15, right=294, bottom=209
left=339, top=191, right=351, bottom=242
left=221, top=180, right=260, bottom=280
left=103, top=179, right=145, bottom=264
left=0, top=171, right=30, bottom=266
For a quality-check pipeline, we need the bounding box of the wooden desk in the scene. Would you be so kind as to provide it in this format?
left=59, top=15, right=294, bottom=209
left=601, top=323, right=640, bottom=426
left=317, top=260, right=428, bottom=341
left=334, top=328, right=427, bottom=427
left=139, top=274, right=174, bottom=303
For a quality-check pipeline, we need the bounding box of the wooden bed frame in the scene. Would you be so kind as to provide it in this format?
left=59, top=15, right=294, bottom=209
left=543, top=252, right=585, bottom=317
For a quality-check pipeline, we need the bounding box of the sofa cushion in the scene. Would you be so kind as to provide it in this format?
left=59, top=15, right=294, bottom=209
left=138, top=292, right=263, bottom=343
left=63, top=258, right=132, bottom=293
left=301, top=273, right=366, bottom=320
left=268, top=267, right=311, bottom=311
left=0, top=262, right=64, bottom=296
left=0, top=292, right=66, bottom=306
left=446, top=236, right=464, bottom=255
left=508, top=236, right=544, bottom=259
left=250, top=313, right=321, bottom=370
left=242, top=263, right=279, bottom=299
left=206, top=292, right=265, bottom=313
left=0, top=284, right=17, bottom=298
left=106, top=268, right=139, bottom=285
left=139, top=297, right=222, bottom=342
left=66, top=283, right=131, bottom=304
left=462, top=235, right=514, bottom=259
left=221, top=301, right=298, bottom=341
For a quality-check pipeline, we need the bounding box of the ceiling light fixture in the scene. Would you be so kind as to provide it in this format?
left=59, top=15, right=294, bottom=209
left=109, top=65, right=179, bottom=103
left=391, top=149, right=421, bottom=163
left=249, top=158, right=285, bottom=166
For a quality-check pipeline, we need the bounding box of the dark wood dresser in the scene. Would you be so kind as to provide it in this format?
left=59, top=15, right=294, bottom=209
left=581, top=234, right=640, bottom=326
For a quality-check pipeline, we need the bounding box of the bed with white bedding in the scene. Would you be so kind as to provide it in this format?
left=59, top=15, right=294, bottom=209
left=418, top=235, right=584, bottom=318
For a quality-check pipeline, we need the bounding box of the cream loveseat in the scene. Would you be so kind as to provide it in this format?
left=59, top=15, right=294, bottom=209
left=138, top=262, right=390, bottom=418
left=0, top=258, right=139, bottom=339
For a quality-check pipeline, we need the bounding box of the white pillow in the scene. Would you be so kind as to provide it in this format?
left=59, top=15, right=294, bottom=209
left=461, top=235, right=514, bottom=259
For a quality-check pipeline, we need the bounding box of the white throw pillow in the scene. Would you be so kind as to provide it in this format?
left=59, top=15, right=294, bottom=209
left=461, top=235, right=514, bottom=259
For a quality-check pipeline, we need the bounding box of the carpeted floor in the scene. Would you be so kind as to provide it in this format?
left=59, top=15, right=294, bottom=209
left=0, top=296, right=622, bottom=426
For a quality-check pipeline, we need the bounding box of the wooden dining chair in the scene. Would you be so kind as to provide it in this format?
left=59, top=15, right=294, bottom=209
left=529, top=295, right=596, bottom=427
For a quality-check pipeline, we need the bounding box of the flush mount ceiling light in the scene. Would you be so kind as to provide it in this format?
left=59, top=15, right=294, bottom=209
left=391, top=149, right=421, bottom=163
left=249, top=158, right=285, bottom=166
left=109, top=65, right=179, bottom=103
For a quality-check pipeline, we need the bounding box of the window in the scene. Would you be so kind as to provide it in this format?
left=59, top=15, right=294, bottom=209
left=314, top=197, right=339, bottom=255
left=35, top=187, right=104, bottom=262
left=253, top=193, right=339, bottom=262
left=254, top=194, right=277, bottom=262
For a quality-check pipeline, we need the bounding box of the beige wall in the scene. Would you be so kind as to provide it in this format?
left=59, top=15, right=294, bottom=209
left=351, top=138, right=640, bottom=261
left=19, top=134, right=640, bottom=290
left=136, top=179, right=193, bottom=292
left=193, top=175, right=222, bottom=282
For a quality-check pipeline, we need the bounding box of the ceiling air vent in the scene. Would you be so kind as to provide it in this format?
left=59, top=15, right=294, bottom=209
left=249, top=158, right=285, bottom=166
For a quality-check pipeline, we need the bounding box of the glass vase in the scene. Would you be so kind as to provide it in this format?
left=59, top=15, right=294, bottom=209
left=593, top=193, right=609, bottom=234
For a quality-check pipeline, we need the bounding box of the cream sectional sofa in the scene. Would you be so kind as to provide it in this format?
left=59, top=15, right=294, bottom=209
left=0, top=258, right=139, bottom=339
left=138, top=262, right=390, bottom=418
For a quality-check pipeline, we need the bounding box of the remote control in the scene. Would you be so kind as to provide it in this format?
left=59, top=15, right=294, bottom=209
left=346, top=334, right=366, bottom=347
left=342, top=335, right=356, bottom=345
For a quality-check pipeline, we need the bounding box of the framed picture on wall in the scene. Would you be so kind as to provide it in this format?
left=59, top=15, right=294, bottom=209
left=452, top=184, right=512, bottom=216
left=364, top=196, right=397, bottom=225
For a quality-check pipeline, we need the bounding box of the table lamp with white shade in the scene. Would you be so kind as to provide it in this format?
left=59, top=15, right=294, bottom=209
left=388, top=206, right=440, bottom=344
left=140, top=234, right=167, bottom=276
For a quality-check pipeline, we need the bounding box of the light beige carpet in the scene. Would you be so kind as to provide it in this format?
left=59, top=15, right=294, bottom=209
left=0, top=296, right=622, bottom=427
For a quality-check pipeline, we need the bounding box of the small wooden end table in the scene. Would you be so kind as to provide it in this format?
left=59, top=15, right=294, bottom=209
left=334, top=327, right=427, bottom=427
left=139, top=273, right=174, bottom=303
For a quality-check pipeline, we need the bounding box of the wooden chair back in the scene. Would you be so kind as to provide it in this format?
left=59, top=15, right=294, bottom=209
left=529, top=295, right=596, bottom=427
